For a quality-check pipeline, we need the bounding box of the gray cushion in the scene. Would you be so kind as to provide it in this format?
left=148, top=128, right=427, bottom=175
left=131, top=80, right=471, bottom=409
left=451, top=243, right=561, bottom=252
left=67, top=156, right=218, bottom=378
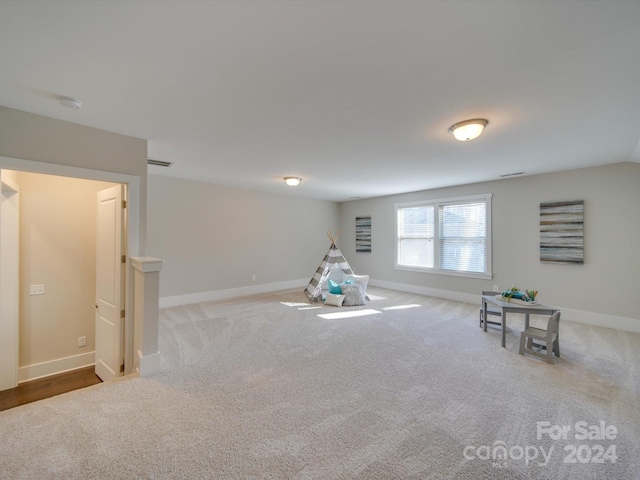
left=342, top=284, right=366, bottom=306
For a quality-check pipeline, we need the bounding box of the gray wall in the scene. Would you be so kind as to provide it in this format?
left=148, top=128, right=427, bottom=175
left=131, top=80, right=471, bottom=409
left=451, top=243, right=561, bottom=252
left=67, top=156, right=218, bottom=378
left=147, top=175, right=340, bottom=298
left=339, top=163, right=640, bottom=322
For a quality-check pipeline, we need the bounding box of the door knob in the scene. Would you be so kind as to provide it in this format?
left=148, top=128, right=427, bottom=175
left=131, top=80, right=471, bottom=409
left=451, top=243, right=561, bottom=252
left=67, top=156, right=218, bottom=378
left=91, top=304, right=99, bottom=309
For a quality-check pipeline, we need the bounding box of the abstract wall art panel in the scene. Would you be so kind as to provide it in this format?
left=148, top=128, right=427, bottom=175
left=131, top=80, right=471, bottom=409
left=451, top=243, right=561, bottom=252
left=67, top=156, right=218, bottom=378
left=355, top=216, right=371, bottom=253
left=540, top=200, right=584, bottom=264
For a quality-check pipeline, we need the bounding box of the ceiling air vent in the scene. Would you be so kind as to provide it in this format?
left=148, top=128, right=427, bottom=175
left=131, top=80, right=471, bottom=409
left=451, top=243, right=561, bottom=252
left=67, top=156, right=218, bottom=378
left=500, top=172, right=525, bottom=178
left=147, top=159, right=173, bottom=167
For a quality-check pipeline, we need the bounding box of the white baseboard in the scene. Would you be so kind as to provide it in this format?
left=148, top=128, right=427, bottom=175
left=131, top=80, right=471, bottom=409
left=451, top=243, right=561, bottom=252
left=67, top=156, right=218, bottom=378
left=369, top=278, right=479, bottom=305
left=369, top=278, right=640, bottom=333
left=558, top=308, right=640, bottom=333
left=138, top=350, right=161, bottom=376
left=159, top=278, right=309, bottom=309
left=19, top=351, right=95, bottom=383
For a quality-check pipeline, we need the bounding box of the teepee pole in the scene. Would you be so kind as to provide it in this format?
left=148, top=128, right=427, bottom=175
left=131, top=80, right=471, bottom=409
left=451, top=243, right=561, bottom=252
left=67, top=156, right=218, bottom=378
left=326, top=228, right=342, bottom=246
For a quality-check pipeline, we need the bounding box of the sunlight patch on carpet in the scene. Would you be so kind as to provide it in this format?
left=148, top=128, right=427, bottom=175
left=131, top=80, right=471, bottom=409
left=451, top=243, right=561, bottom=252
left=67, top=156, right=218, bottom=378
left=366, top=294, right=387, bottom=301
left=280, top=302, right=310, bottom=307
left=383, top=304, right=422, bottom=311
left=317, top=309, right=382, bottom=320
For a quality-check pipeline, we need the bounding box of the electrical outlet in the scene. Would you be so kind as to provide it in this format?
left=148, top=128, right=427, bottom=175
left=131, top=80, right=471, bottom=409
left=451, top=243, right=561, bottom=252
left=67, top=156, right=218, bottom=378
left=78, top=336, right=87, bottom=347
left=252, top=275, right=256, bottom=281
left=30, top=284, right=45, bottom=296
left=493, top=285, right=500, bottom=292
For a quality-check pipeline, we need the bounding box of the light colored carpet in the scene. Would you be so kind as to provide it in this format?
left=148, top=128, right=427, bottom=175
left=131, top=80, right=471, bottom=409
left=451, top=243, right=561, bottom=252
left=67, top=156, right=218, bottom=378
left=1, top=287, right=639, bottom=479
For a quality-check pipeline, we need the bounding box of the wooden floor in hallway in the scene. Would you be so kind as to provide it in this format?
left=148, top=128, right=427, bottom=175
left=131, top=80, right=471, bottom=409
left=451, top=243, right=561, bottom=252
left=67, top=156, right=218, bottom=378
left=0, top=366, right=102, bottom=411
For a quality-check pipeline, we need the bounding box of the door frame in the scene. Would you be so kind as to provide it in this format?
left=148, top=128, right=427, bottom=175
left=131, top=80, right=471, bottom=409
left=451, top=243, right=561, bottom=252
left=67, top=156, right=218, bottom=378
left=0, top=175, right=19, bottom=391
left=0, top=155, right=140, bottom=378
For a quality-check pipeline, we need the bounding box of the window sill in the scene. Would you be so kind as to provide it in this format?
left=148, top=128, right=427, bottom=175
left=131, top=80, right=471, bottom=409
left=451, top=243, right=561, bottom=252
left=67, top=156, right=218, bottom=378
left=395, top=264, right=493, bottom=280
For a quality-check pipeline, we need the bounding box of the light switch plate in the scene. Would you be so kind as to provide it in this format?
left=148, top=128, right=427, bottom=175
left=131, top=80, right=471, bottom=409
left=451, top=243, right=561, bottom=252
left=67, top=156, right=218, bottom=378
left=30, top=284, right=45, bottom=295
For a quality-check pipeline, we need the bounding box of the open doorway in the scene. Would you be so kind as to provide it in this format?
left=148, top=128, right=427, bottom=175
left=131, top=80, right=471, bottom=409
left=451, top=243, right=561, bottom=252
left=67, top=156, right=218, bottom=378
left=0, top=156, right=144, bottom=398
left=0, top=170, right=120, bottom=404
left=0, top=157, right=140, bottom=404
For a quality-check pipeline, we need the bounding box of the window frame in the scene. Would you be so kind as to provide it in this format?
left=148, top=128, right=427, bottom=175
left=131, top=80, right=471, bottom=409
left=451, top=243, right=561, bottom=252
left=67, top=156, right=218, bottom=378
left=394, top=193, right=492, bottom=279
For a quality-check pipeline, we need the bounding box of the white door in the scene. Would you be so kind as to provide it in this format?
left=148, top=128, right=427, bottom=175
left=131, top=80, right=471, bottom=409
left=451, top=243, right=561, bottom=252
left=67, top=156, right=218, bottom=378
left=95, top=185, right=125, bottom=381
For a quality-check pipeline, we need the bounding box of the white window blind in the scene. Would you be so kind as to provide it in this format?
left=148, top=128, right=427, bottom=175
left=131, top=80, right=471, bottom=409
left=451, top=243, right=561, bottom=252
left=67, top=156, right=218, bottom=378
left=439, top=202, right=486, bottom=273
left=397, top=206, right=434, bottom=268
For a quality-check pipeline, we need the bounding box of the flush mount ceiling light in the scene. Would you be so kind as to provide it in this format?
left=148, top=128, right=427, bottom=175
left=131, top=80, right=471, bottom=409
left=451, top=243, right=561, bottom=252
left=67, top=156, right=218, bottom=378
left=284, top=177, right=302, bottom=186
left=448, top=118, right=488, bottom=141
left=59, top=96, right=83, bottom=109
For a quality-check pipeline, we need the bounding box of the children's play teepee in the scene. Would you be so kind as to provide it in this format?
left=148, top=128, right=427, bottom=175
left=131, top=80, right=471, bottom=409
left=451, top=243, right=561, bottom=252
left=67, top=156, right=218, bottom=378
left=305, top=228, right=355, bottom=302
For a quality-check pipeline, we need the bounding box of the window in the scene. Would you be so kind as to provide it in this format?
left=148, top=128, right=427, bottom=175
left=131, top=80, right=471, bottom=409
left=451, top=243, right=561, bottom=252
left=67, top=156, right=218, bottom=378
left=397, top=205, right=434, bottom=268
left=396, top=194, right=492, bottom=278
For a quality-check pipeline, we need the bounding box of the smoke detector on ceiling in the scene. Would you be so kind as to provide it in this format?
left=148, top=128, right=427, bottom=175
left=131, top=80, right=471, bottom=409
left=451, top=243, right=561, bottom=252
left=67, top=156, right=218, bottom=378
left=59, top=96, right=83, bottom=109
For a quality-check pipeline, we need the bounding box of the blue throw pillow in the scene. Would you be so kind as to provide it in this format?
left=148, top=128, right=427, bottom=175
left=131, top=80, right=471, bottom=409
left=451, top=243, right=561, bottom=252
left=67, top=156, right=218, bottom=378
left=328, top=280, right=342, bottom=294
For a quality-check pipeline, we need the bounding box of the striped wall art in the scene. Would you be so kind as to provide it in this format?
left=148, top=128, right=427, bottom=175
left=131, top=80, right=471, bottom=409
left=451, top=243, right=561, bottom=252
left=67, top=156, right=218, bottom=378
left=540, top=200, right=584, bottom=264
left=355, top=216, right=372, bottom=253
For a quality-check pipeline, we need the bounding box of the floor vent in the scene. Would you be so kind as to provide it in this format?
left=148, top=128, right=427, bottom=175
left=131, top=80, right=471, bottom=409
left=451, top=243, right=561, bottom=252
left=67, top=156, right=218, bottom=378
left=147, top=159, right=173, bottom=167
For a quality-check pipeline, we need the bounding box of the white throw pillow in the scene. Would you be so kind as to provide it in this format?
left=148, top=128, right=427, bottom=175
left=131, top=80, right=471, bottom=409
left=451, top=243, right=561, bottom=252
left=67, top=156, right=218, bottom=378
left=342, top=284, right=366, bottom=306
left=345, top=274, right=369, bottom=300
left=324, top=293, right=345, bottom=307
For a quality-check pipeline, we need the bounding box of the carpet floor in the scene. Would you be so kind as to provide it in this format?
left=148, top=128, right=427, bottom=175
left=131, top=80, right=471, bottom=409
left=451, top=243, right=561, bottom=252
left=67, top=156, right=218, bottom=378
left=0, top=287, right=638, bottom=479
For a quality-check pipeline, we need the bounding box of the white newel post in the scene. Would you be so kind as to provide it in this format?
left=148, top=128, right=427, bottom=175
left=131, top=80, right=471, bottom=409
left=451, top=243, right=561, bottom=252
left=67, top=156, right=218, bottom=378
left=131, top=257, right=163, bottom=376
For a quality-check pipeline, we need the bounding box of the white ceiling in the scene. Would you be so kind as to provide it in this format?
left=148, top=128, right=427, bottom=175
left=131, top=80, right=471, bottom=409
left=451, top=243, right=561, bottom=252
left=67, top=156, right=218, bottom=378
left=1, top=1, right=640, bottom=202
